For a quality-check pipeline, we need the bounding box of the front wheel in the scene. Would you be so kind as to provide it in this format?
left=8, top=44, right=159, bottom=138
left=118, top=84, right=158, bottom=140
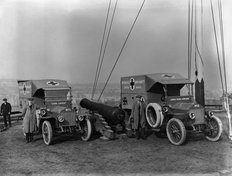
left=166, top=118, right=186, bottom=145
left=80, top=119, right=92, bottom=141
left=205, top=116, right=223, bottom=142
left=42, top=121, right=53, bottom=145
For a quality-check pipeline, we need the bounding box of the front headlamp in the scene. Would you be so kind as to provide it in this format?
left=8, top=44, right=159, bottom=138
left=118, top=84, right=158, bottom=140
left=208, top=111, right=214, bottom=118
left=40, top=109, right=47, bottom=116
left=189, top=112, right=195, bottom=120
left=78, top=115, right=84, bottom=121
left=58, top=115, right=64, bottom=123
left=162, top=106, right=169, bottom=113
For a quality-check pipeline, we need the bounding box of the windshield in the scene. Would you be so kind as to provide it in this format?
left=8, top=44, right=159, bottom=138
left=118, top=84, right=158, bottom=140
left=166, top=84, right=193, bottom=97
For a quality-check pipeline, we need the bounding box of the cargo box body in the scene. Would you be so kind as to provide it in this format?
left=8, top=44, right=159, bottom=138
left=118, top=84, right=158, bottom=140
left=18, top=79, right=72, bottom=110
left=121, top=73, right=192, bottom=110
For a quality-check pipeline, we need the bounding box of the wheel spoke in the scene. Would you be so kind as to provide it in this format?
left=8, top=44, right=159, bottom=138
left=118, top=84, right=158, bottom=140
left=208, top=119, right=219, bottom=138
left=167, top=118, right=186, bottom=145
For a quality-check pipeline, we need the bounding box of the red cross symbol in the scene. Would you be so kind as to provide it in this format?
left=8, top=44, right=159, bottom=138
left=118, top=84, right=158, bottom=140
left=129, top=78, right=135, bottom=90
left=47, top=81, right=59, bottom=86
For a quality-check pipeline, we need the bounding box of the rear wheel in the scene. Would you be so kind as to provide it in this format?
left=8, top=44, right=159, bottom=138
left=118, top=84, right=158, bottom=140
left=205, top=116, right=222, bottom=142
left=80, top=119, right=92, bottom=141
left=42, top=121, right=53, bottom=145
left=166, top=118, right=186, bottom=145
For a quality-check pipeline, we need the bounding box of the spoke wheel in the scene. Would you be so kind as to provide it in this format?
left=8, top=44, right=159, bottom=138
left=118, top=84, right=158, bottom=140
left=42, top=121, right=53, bottom=145
left=80, top=119, right=92, bottom=141
left=166, top=118, right=186, bottom=145
left=205, top=116, right=222, bottom=142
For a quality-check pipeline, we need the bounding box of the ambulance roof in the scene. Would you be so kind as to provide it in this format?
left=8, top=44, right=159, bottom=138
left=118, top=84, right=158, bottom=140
left=17, top=79, right=70, bottom=90
left=121, top=73, right=193, bottom=92
left=146, top=73, right=193, bottom=85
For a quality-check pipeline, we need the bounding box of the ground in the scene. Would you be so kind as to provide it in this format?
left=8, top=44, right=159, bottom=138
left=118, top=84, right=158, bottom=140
left=0, top=113, right=232, bottom=176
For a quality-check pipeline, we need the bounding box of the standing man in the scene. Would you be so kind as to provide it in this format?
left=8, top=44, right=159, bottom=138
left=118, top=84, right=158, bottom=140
left=21, top=98, right=37, bottom=143
left=1, top=98, right=12, bottom=129
left=130, top=95, right=146, bottom=139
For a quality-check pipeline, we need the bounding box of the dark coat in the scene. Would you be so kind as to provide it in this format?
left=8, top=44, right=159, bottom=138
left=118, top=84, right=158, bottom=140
left=130, top=100, right=146, bottom=130
left=1, top=102, right=12, bottom=116
left=22, top=104, right=37, bottom=133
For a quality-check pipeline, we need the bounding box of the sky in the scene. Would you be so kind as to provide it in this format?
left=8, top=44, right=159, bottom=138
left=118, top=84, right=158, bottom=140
left=0, top=0, right=232, bottom=93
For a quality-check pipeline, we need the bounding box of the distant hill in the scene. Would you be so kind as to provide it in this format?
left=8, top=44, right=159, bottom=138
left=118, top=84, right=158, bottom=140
left=0, top=79, right=19, bottom=106
left=0, top=79, right=230, bottom=107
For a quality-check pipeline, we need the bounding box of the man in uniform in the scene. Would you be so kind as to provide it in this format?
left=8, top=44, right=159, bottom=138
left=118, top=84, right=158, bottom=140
left=130, top=95, right=146, bottom=139
left=0, top=98, right=12, bottom=129
left=21, top=98, right=37, bottom=143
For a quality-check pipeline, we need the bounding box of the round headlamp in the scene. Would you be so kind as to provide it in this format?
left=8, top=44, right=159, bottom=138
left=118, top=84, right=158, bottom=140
left=162, top=106, right=169, bottom=113
left=40, top=109, right=47, bottom=116
left=58, top=115, right=64, bottom=123
left=189, top=112, right=195, bottom=120
left=208, top=111, right=214, bottom=118
left=78, top=115, right=84, bottom=121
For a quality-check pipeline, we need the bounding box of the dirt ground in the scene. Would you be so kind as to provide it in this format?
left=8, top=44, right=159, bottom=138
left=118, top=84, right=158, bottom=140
left=0, top=113, right=232, bottom=176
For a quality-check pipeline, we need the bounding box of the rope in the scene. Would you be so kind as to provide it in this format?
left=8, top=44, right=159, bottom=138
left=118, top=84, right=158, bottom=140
left=91, top=0, right=112, bottom=100
left=188, top=0, right=191, bottom=80
left=194, top=0, right=204, bottom=73
left=201, top=0, right=203, bottom=57
left=218, top=0, right=227, bottom=94
left=94, top=0, right=119, bottom=97
left=188, top=0, right=194, bottom=81
left=194, top=0, right=197, bottom=75
left=195, top=42, right=204, bottom=66
left=98, top=0, right=146, bottom=101
left=210, top=0, right=225, bottom=93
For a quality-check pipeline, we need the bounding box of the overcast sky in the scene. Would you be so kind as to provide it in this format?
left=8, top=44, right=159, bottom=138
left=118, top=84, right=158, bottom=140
left=0, top=0, right=232, bottom=92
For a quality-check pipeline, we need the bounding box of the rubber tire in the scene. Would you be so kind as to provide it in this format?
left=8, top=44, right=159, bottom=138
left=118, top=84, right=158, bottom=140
left=146, top=103, right=163, bottom=128
left=166, top=118, right=186, bottom=145
left=42, top=121, right=53, bottom=145
left=81, top=119, right=92, bottom=141
left=205, top=115, right=223, bottom=142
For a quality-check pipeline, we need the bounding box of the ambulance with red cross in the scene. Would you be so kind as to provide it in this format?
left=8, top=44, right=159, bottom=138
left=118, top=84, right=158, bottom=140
left=121, top=73, right=223, bottom=145
left=18, top=79, right=92, bottom=145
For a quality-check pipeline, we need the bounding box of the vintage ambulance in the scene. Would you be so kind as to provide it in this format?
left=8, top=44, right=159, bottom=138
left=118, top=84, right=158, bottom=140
left=18, top=79, right=92, bottom=145
left=121, top=73, right=223, bottom=145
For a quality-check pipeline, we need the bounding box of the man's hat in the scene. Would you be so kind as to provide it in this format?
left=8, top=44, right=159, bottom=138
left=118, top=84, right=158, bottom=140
left=3, top=98, right=7, bottom=101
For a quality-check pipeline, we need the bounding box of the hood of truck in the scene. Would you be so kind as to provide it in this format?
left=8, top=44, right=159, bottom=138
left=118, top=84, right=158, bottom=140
left=170, top=102, right=196, bottom=111
left=50, top=106, right=67, bottom=114
left=168, top=102, right=205, bottom=125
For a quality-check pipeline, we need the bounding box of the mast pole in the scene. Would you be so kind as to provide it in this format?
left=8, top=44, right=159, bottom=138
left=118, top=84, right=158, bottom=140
left=217, top=0, right=232, bottom=140
left=194, top=0, right=205, bottom=107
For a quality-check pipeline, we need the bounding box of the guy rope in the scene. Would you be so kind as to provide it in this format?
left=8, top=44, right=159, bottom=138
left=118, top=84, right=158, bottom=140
left=91, top=0, right=146, bottom=101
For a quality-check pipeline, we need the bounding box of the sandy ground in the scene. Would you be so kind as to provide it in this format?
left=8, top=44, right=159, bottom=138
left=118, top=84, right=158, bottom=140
left=0, top=113, right=232, bottom=176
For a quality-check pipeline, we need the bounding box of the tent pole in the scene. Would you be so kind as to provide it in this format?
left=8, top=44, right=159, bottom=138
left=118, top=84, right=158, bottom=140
left=225, top=95, right=232, bottom=140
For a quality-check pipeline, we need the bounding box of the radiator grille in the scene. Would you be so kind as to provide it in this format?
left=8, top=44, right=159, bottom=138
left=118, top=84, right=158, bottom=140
left=60, top=111, right=76, bottom=126
left=189, top=108, right=205, bottom=124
